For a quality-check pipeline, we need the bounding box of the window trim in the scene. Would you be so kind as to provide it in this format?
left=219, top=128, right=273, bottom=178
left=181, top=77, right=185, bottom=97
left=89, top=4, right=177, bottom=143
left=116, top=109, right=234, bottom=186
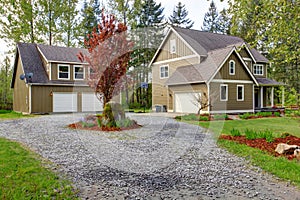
left=220, top=84, right=228, bottom=101
left=58, top=64, right=70, bottom=80
left=237, top=85, right=244, bottom=101
left=170, top=39, right=176, bottom=54
left=73, top=65, right=85, bottom=80
left=160, top=65, right=169, bottom=79
left=253, top=64, right=264, bottom=75
left=229, top=60, right=235, bottom=75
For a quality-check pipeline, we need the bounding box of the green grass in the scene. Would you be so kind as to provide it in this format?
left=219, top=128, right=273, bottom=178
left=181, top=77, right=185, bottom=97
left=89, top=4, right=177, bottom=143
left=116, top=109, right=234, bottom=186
left=189, top=117, right=300, bottom=138
left=0, top=110, right=35, bottom=120
left=0, top=137, right=78, bottom=199
left=218, top=139, right=300, bottom=187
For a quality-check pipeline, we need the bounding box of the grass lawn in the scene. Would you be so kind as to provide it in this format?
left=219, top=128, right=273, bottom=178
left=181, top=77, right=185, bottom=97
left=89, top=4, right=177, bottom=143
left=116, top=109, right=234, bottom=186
left=181, top=116, right=300, bottom=187
left=0, top=137, right=78, bottom=199
left=187, top=117, right=300, bottom=138
left=0, top=110, right=35, bottom=120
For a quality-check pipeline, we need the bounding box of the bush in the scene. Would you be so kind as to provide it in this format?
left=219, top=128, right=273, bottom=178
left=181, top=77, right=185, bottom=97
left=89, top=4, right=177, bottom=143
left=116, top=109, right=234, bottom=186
left=256, top=112, right=273, bottom=117
left=116, top=118, right=136, bottom=128
left=81, top=121, right=95, bottom=128
left=199, top=115, right=209, bottom=121
left=174, top=116, right=182, bottom=120
left=230, top=128, right=241, bottom=137
left=245, top=129, right=257, bottom=140
left=264, top=130, right=274, bottom=143
left=128, top=102, right=141, bottom=109
left=239, top=113, right=253, bottom=120
left=274, top=112, right=281, bottom=117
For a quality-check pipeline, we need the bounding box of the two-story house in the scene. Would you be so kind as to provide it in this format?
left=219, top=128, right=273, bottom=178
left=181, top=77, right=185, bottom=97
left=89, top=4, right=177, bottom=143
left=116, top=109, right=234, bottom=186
left=151, top=26, right=284, bottom=114
left=11, top=43, right=103, bottom=114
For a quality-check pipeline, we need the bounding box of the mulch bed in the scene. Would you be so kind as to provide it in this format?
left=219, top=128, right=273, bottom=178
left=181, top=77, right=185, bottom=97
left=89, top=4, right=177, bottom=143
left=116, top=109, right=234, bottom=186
left=68, top=122, right=142, bottom=132
left=219, top=135, right=300, bottom=160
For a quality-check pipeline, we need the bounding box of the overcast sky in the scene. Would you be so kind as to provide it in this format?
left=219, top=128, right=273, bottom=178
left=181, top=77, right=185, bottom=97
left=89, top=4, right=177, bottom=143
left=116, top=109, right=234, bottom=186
left=0, top=0, right=228, bottom=61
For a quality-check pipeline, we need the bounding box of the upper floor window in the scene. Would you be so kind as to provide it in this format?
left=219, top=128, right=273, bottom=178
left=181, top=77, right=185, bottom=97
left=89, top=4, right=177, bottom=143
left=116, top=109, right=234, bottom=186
left=220, top=84, right=228, bottom=101
left=170, top=39, right=176, bottom=54
left=253, top=64, right=264, bottom=75
left=237, top=85, right=244, bottom=101
left=58, top=64, right=70, bottom=80
left=74, top=65, right=84, bottom=80
left=229, top=60, right=235, bottom=75
left=160, top=65, right=169, bottom=78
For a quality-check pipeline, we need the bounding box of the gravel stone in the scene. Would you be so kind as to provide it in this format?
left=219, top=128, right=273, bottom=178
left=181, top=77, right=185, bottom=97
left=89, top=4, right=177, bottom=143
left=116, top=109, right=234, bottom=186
left=1, top=113, right=300, bottom=199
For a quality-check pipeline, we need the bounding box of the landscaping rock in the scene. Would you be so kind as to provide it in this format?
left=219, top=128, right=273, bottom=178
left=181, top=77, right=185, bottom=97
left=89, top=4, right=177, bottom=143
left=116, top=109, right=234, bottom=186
left=294, top=149, right=300, bottom=160
left=275, top=143, right=299, bottom=154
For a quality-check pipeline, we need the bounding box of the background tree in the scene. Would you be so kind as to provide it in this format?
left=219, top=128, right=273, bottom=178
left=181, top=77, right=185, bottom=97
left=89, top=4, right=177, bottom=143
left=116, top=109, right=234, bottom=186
left=0, top=56, right=13, bottom=110
left=201, top=0, right=219, bottom=33
left=128, top=0, right=165, bottom=108
left=77, top=12, right=133, bottom=117
left=168, top=2, right=194, bottom=29
left=228, top=0, right=300, bottom=105
left=216, top=8, right=231, bottom=34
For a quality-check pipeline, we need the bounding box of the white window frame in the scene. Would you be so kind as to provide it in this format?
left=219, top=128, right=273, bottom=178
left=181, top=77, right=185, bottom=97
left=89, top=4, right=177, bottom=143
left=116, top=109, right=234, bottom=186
left=73, top=65, right=85, bottom=80
left=237, top=85, right=244, bottom=101
left=58, top=64, right=70, bottom=80
left=160, top=65, right=169, bottom=79
left=220, top=84, right=228, bottom=101
left=229, top=60, right=235, bottom=75
left=170, top=39, right=176, bottom=54
left=88, top=67, right=97, bottom=79
left=253, top=64, right=264, bottom=75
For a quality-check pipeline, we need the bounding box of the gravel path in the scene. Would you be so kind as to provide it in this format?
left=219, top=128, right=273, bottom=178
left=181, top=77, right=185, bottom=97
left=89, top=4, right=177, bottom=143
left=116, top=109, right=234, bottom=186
left=1, top=114, right=300, bottom=199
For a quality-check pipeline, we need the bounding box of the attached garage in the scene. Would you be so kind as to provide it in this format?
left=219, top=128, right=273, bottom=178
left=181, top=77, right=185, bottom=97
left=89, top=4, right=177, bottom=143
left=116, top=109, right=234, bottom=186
left=82, top=93, right=103, bottom=112
left=53, top=92, right=78, bottom=112
left=174, top=92, right=200, bottom=113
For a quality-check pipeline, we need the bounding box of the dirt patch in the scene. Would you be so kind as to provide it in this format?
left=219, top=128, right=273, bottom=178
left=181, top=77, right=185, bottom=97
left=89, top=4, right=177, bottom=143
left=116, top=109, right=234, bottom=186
left=219, top=135, right=300, bottom=160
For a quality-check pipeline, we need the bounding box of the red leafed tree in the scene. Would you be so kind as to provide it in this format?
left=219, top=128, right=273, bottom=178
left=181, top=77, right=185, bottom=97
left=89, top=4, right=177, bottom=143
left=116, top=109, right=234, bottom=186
left=78, top=12, right=133, bottom=107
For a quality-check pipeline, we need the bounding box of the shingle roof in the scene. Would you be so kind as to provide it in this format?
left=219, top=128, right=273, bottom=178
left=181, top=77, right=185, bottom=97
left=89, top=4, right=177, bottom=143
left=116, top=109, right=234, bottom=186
left=166, top=46, right=234, bottom=85
left=256, top=78, right=284, bottom=86
left=37, top=44, right=88, bottom=64
left=173, top=26, right=268, bottom=63
left=11, top=43, right=49, bottom=87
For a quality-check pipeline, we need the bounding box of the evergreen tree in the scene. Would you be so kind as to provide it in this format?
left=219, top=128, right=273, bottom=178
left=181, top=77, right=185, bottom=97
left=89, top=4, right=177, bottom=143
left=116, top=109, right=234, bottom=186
left=168, top=2, right=194, bottom=29
left=216, top=8, right=231, bottom=35
left=201, top=0, right=219, bottom=33
left=129, top=0, right=165, bottom=106
left=0, top=56, right=13, bottom=110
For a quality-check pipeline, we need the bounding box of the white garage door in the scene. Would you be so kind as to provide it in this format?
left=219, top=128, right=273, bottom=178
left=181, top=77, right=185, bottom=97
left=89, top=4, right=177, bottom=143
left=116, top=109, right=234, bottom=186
left=175, top=92, right=200, bottom=113
left=53, top=93, right=77, bottom=112
left=82, top=93, right=103, bottom=112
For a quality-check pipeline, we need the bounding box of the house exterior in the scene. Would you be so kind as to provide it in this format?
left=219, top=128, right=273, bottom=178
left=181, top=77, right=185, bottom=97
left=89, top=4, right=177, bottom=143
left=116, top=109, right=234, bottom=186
left=151, top=26, right=283, bottom=114
left=11, top=43, right=103, bottom=114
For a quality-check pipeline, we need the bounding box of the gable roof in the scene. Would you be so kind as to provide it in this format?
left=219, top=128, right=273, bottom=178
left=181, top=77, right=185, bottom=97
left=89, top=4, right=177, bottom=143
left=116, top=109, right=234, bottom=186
left=37, top=44, right=88, bottom=64
left=11, top=43, right=49, bottom=87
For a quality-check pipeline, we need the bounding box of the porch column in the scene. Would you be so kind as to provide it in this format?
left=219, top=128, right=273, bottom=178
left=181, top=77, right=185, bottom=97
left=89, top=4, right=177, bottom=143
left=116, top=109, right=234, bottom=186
left=260, top=87, right=264, bottom=108
left=282, top=87, right=285, bottom=107
left=271, top=87, right=274, bottom=107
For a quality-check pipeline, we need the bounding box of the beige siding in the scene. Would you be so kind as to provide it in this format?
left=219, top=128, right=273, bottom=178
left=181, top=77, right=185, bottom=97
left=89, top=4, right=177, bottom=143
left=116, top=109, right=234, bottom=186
left=13, top=56, right=29, bottom=113
left=214, top=51, right=252, bottom=81
left=31, top=85, right=95, bottom=113
left=152, top=57, right=200, bottom=108
left=169, top=84, right=208, bottom=111
left=154, top=31, right=195, bottom=62
left=209, top=82, right=253, bottom=112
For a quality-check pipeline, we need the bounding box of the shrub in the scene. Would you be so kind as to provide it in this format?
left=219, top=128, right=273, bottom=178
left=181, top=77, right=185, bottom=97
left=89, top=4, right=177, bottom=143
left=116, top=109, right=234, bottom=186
left=245, top=129, right=257, bottom=140
left=116, top=118, right=136, bottom=128
left=174, top=116, right=182, bottom=120
left=230, top=128, right=241, bottom=137
left=264, top=129, right=274, bottom=143
left=81, top=121, right=95, bottom=128
left=199, top=115, right=209, bottom=121
left=256, top=112, right=273, bottom=117
left=274, top=112, right=281, bottom=117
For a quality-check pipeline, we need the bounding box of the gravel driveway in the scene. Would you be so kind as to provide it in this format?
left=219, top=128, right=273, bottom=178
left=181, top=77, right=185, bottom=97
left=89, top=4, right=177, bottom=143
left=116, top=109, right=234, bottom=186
left=1, top=114, right=300, bottom=199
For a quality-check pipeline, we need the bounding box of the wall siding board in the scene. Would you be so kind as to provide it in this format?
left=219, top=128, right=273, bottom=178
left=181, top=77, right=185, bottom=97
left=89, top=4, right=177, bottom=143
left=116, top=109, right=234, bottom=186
left=13, top=56, right=29, bottom=113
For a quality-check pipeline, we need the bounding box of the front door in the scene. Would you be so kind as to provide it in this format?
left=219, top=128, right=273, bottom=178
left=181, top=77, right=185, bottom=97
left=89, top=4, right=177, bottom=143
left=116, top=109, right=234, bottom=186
left=254, top=87, right=260, bottom=108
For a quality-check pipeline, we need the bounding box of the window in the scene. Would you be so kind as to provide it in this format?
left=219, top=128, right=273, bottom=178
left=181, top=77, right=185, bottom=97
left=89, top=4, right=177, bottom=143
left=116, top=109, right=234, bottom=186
left=229, top=60, right=235, bottom=75
left=74, top=65, right=84, bottom=80
left=58, top=65, right=70, bottom=80
left=160, top=65, right=169, bottom=78
left=220, top=84, right=228, bottom=101
left=237, top=85, right=244, bottom=101
left=253, top=64, right=264, bottom=75
left=170, top=39, right=176, bottom=54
